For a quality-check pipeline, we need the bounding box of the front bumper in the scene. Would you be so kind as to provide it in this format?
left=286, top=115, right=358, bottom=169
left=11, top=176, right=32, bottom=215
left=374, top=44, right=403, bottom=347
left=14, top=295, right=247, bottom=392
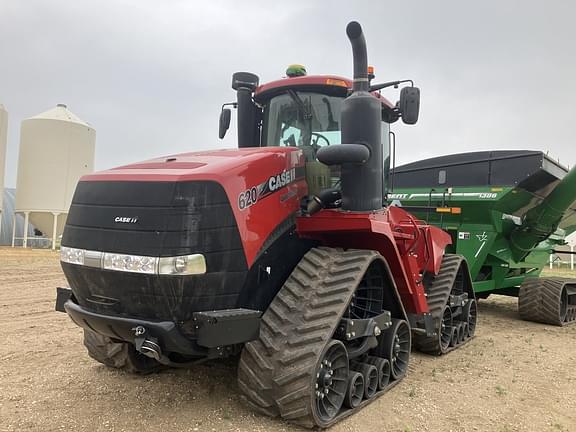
left=56, top=287, right=261, bottom=360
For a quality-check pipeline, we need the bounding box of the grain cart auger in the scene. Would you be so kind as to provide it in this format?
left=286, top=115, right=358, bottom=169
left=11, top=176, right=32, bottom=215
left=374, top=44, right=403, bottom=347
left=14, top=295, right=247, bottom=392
left=391, top=150, right=576, bottom=326
left=55, top=21, right=476, bottom=428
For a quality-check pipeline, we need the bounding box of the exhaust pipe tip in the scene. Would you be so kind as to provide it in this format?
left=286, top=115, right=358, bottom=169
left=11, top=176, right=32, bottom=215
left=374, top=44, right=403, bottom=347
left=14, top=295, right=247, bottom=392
left=345, top=21, right=368, bottom=92
left=346, top=21, right=362, bottom=39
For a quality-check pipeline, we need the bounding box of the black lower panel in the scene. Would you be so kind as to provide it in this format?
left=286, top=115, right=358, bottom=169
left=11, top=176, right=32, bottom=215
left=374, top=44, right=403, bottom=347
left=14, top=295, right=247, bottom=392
left=62, top=263, right=247, bottom=322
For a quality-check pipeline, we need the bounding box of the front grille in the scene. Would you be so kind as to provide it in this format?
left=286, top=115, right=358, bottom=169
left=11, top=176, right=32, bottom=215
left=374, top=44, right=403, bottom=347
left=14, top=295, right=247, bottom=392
left=61, top=180, right=248, bottom=321
left=62, top=181, right=246, bottom=270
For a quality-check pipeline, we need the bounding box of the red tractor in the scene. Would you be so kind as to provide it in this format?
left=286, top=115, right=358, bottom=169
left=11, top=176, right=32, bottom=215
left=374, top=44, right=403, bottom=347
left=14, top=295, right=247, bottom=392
left=56, top=22, right=476, bottom=427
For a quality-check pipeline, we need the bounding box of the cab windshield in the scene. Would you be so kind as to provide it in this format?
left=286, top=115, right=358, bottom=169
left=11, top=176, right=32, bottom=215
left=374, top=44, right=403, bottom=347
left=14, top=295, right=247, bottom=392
left=261, top=90, right=391, bottom=194
left=262, top=92, right=342, bottom=153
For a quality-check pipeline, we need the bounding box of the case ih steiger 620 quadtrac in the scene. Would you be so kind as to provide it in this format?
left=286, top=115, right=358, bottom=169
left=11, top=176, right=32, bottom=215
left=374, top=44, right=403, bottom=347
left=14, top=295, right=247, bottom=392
left=391, top=151, right=576, bottom=326
left=56, top=22, right=477, bottom=427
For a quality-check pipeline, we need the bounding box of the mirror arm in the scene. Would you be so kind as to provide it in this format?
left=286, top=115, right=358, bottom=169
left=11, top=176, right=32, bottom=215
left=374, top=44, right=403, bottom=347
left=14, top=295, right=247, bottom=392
left=369, top=79, right=414, bottom=92
left=221, top=102, right=238, bottom=110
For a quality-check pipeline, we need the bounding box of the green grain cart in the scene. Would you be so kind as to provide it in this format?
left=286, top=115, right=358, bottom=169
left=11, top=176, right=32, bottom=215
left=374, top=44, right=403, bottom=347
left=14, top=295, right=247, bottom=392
left=391, top=150, right=576, bottom=325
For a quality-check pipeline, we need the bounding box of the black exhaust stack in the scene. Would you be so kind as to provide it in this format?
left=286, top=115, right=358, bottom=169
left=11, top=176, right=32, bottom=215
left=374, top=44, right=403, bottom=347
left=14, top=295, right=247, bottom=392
left=232, top=72, right=260, bottom=148
left=317, top=21, right=382, bottom=211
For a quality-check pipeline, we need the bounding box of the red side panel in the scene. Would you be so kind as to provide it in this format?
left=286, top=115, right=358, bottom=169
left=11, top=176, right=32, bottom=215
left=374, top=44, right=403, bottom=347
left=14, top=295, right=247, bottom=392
left=296, top=207, right=452, bottom=315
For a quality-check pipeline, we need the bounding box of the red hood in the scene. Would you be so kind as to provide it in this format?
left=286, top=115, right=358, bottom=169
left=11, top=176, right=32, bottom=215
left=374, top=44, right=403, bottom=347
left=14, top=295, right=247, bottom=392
left=80, top=146, right=307, bottom=267
left=82, top=147, right=303, bottom=183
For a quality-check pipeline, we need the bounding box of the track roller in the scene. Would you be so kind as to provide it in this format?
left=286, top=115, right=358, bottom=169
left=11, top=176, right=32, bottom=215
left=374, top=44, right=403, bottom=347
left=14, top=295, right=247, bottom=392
left=457, top=323, right=466, bottom=344
left=344, top=372, right=364, bottom=409
left=364, top=356, right=390, bottom=390
left=450, top=327, right=458, bottom=347
left=351, top=362, right=378, bottom=399
left=519, top=277, right=576, bottom=326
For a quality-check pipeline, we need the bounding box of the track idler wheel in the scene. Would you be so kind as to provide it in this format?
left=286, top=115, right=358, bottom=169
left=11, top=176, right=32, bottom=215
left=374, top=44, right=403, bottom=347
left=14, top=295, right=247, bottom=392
left=314, top=340, right=349, bottom=424
left=344, top=371, right=364, bottom=409
left=381, top=319, right=411, bottom=380
left=364, top=356, right=390, bottom=390
left=440, top=305, right=453, bottom=351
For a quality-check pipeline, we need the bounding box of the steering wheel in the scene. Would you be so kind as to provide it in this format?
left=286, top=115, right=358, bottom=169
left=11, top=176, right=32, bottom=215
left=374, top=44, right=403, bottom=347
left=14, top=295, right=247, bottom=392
left=311, top=132, right=331, bottom=148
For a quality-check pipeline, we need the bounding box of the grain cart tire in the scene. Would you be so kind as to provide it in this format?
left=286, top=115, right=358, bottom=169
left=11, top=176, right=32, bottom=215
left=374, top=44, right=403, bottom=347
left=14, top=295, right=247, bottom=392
left=518, top=278, right=576, bottom=326
left=83, top=329, right=163, bottom=374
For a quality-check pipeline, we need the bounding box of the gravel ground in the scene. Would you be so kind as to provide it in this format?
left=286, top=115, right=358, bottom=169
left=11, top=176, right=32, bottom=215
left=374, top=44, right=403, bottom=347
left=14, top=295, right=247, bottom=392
left=1, top=247, right=576, bottom=432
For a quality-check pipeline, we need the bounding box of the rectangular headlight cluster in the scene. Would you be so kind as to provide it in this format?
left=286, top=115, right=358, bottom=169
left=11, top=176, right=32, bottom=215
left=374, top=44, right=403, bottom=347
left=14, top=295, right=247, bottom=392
left=60, top=247, right=206, bottom=276
left=103, top=253, right=157, bottom=274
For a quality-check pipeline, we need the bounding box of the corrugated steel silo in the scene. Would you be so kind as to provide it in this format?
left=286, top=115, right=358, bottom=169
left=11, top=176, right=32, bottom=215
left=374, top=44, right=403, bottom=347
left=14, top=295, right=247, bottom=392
left=14, top=104, right=95, bottom=248
left=0, top=104, right=7, bottom=237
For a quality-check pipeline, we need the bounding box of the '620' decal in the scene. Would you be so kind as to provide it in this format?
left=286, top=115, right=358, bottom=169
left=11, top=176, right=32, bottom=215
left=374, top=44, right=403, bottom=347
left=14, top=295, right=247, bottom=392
left=238, top=168, right=298, bottom=210
left=238, top=187, right=258, bottom=210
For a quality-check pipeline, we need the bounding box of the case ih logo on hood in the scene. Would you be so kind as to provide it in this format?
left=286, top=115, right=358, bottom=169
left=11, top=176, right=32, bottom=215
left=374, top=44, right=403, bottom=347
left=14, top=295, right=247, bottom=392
left=114, top=216, right=139, bottom=223
left=238, top=167, right=302, bottom=210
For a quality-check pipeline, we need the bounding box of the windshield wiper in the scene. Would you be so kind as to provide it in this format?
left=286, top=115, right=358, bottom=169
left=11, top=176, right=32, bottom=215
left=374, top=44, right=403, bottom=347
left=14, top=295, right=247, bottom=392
left=287, top=90, right=312, bottom=120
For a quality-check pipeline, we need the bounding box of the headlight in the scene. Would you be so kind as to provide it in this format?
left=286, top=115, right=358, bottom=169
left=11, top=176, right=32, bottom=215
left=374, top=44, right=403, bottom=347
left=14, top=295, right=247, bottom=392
left=60, top=247, right=206, bottom=276
left=60, top=247, right=85, bottom=265
left=158, top=254, right=206, bottom=275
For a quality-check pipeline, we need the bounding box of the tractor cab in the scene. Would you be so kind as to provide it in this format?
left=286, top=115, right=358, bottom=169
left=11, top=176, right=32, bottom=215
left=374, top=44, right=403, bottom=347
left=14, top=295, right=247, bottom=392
left=219, top=66, right=419, bottom=197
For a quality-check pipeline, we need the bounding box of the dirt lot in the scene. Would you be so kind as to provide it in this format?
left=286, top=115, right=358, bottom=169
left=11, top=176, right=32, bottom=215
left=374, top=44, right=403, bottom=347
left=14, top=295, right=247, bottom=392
left=1, top=247, right=576, bottom=432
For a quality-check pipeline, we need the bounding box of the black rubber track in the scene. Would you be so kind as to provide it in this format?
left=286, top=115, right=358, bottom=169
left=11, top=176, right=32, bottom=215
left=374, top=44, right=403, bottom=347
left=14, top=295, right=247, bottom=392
left=518, top=277, right=576, bottom=326
left=83, top=329, right=163, bottom=374
left=237, top=247, right=407, bottom=428
left=412, top=254, right=475, bottom=355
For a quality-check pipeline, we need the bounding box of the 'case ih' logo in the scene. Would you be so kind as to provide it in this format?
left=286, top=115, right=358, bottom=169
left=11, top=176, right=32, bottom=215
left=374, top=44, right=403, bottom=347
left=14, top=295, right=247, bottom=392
left=114, top=216, right=139, bottom=223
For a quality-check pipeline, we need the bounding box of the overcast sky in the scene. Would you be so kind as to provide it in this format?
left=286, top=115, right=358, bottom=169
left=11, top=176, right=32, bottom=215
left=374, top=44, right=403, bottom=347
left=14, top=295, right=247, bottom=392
left=1, top=0, right=575, bottom=190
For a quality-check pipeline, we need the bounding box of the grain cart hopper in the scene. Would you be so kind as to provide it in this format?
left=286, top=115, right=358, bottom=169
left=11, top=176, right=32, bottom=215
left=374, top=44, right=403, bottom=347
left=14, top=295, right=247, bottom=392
left=55, top=22, right=476, bottom=427
left=391, top=150, right=576, bottom=325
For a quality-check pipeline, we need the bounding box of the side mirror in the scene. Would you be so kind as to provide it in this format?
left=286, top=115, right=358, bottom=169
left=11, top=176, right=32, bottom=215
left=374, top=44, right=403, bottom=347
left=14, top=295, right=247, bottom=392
left=399, top=86, right=420, bottom=125
left=219, top=108, right=231, bottom=139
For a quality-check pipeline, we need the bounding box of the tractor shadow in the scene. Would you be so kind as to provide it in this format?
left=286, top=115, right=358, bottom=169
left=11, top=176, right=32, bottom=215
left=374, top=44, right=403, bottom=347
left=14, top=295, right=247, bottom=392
left=476, top=295, right=521, bottom=322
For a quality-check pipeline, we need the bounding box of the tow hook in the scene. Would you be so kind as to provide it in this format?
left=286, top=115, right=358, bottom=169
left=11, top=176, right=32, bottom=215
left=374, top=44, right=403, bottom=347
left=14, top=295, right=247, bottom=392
left=132, top=326, right=162, bottom=361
